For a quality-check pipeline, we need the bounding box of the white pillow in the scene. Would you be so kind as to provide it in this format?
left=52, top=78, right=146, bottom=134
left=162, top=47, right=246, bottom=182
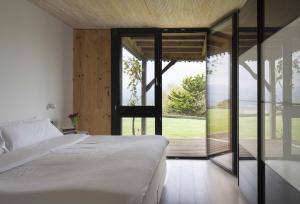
left=0, top=117, right=37, bottom=127
left=1, top=118, right=63, bottom=151
left=0, top=131, right=9, bottom=154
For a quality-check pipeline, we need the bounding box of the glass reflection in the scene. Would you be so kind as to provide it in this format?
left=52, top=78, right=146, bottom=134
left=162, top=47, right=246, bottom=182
left=262, top=16, right=300, bottom=194
left=207, top=17, right=232, bottom=170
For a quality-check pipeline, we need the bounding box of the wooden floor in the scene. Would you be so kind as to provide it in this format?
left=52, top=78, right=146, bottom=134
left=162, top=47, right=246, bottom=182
left=160, top=160, right=248, bottom=204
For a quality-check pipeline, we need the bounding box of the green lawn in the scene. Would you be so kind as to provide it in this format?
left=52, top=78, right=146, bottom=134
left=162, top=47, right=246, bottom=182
left=122, top=108, right=228, bottom=139
left=162, top=117, right=206, bottom=138
left=122, top=108, right=300, bottom=142
left=207, top=108, right=229, bottom=134
left=240, top=114, right=300, bottom=143
left=122, top=117, right=206, bottom=138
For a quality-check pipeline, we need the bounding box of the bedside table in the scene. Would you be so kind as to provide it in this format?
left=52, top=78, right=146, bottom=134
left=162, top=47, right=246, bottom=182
left=62, top=128, right=89, bottom=135
left=76, top=130, right=89, bottom=135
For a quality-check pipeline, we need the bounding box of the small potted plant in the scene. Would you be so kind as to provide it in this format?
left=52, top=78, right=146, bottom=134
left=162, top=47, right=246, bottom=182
left=68, top=113, right=79, bottom=129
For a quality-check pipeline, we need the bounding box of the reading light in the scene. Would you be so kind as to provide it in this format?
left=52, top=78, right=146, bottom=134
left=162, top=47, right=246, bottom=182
left=46, top=103, right=56, bottom=110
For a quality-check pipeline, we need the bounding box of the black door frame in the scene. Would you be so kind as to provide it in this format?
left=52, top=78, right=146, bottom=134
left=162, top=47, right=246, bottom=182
left=111, top=28, right=209, bottom=137
left=111, top=28, right=162, bottom=135
left=111, top=24, right=238, bottom=168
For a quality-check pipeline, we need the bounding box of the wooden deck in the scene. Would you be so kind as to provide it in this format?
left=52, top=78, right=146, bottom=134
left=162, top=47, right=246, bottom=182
left=166, top=136, right=300, bottom=158
left=166, top=133, right=230, bottom=157
left=167, top=138, right=207, bottom=157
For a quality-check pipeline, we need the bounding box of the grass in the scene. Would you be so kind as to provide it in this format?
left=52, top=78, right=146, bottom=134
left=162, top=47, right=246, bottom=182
left=207, top=108, right=229, bottom=134
left=162, top=117, right=206, bottom=138
left=122, top=108, right=228, bottom=139
left=122, top=108, right=300, bottom=143
left=122, top=117, right=206, bottom=138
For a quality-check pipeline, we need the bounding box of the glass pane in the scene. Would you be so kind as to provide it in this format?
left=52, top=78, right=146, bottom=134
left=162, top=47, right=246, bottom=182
left=238, top=1, right=258, bottom=203
left=121, top=36, right=155, bottom=106
left=161, top=32, right=207, bottom=157
left=264, top=103, right=283, bottom=158
left=122, top=117, right=155, bottom=135
left=207, top=17, right=233, bottom=170
left=263, top=2, right=300, bottom=201
left=291, top=117, right=300, bottom=155
left=239, top=48, right=258, bottom=160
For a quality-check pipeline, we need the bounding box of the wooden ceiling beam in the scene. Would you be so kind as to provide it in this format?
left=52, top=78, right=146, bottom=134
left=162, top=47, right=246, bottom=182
left=136, top=41, right=204, bottom=47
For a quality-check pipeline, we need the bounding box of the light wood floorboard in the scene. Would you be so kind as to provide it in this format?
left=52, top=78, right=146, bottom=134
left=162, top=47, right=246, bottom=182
left=160, top=160, right=248, bottom=204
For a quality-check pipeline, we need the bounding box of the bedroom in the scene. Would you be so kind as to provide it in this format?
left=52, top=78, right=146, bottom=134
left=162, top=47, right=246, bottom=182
left=0, top=0, right=299, bottom=204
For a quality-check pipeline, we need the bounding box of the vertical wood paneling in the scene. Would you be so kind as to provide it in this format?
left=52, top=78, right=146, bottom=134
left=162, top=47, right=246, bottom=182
left=73, top=29, right=111, bottom=135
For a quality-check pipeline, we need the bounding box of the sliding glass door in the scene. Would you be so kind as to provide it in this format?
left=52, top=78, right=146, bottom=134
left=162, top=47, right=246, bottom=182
left=262, top=1, right=300, bottom=203
left=206, top=14, right=238, bottom=173
left=111, top=29, right=162, bottom=135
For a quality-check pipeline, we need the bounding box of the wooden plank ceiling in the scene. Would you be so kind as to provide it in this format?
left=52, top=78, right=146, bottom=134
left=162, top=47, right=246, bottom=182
left=29, top=0, right=246, bottom=28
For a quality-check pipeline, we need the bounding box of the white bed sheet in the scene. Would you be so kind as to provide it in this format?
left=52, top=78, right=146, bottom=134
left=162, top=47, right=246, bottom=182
left=0, top=134, right=87, bottom=173
left=0, top=135, right=168, bottom=204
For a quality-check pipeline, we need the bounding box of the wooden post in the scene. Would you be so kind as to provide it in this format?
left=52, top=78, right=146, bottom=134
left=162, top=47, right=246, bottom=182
left=141, top=59, right=147, bottom=134
left=282, top=38, right=292, bottom=158
left=269, top=58, right=276, bottom=139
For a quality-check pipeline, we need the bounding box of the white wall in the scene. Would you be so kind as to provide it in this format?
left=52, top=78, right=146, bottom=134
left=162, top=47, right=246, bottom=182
left=0, top=0, right=73, bottom=127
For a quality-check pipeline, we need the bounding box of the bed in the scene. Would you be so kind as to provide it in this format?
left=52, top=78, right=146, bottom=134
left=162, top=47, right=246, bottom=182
left=0, top=119, right=168, bottom=204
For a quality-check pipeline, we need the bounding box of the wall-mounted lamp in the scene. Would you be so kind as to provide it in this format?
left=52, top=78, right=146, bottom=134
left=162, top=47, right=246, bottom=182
left=46, top=103, right=56, bottom=110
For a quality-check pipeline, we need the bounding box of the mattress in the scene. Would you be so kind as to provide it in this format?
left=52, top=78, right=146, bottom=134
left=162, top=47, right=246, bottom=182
left=142, top=150, right=167, bottom=204
left=0, top=135, right=168, bottom=204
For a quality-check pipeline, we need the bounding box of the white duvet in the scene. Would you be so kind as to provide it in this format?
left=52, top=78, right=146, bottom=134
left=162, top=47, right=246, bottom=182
left=0, top=135, right=168, bottom=204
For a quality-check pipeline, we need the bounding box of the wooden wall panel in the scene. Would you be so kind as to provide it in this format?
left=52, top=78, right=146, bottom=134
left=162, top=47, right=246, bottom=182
left=73, top=29, right=111, bottom=135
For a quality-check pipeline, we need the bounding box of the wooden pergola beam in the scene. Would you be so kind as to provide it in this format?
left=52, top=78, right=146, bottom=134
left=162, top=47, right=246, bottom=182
left=240, top=61, right=271, bottom=92
left=162, top=35, right=206, bottom=41
left=142, top=47, right=202, bottom=53
left=239, top=41, right=257, bottom=47
left=131, top=35, right=205, bottom=41
left=122, top=37, right=145, bottom=59
left=202, top=33, right=207, bottom=59
left=136, top=41, right=204, bottom=47
left=142, top=53, right=203, bottom=61
left=211, top=32, right=231, bottom=40
left=145, top=60, right=177, bottom=92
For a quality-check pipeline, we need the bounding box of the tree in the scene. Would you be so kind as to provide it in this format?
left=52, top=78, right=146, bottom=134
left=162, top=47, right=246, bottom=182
left=167, top=74, right=206, bottom=116
left=123, top=57, right=142, bottom=135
